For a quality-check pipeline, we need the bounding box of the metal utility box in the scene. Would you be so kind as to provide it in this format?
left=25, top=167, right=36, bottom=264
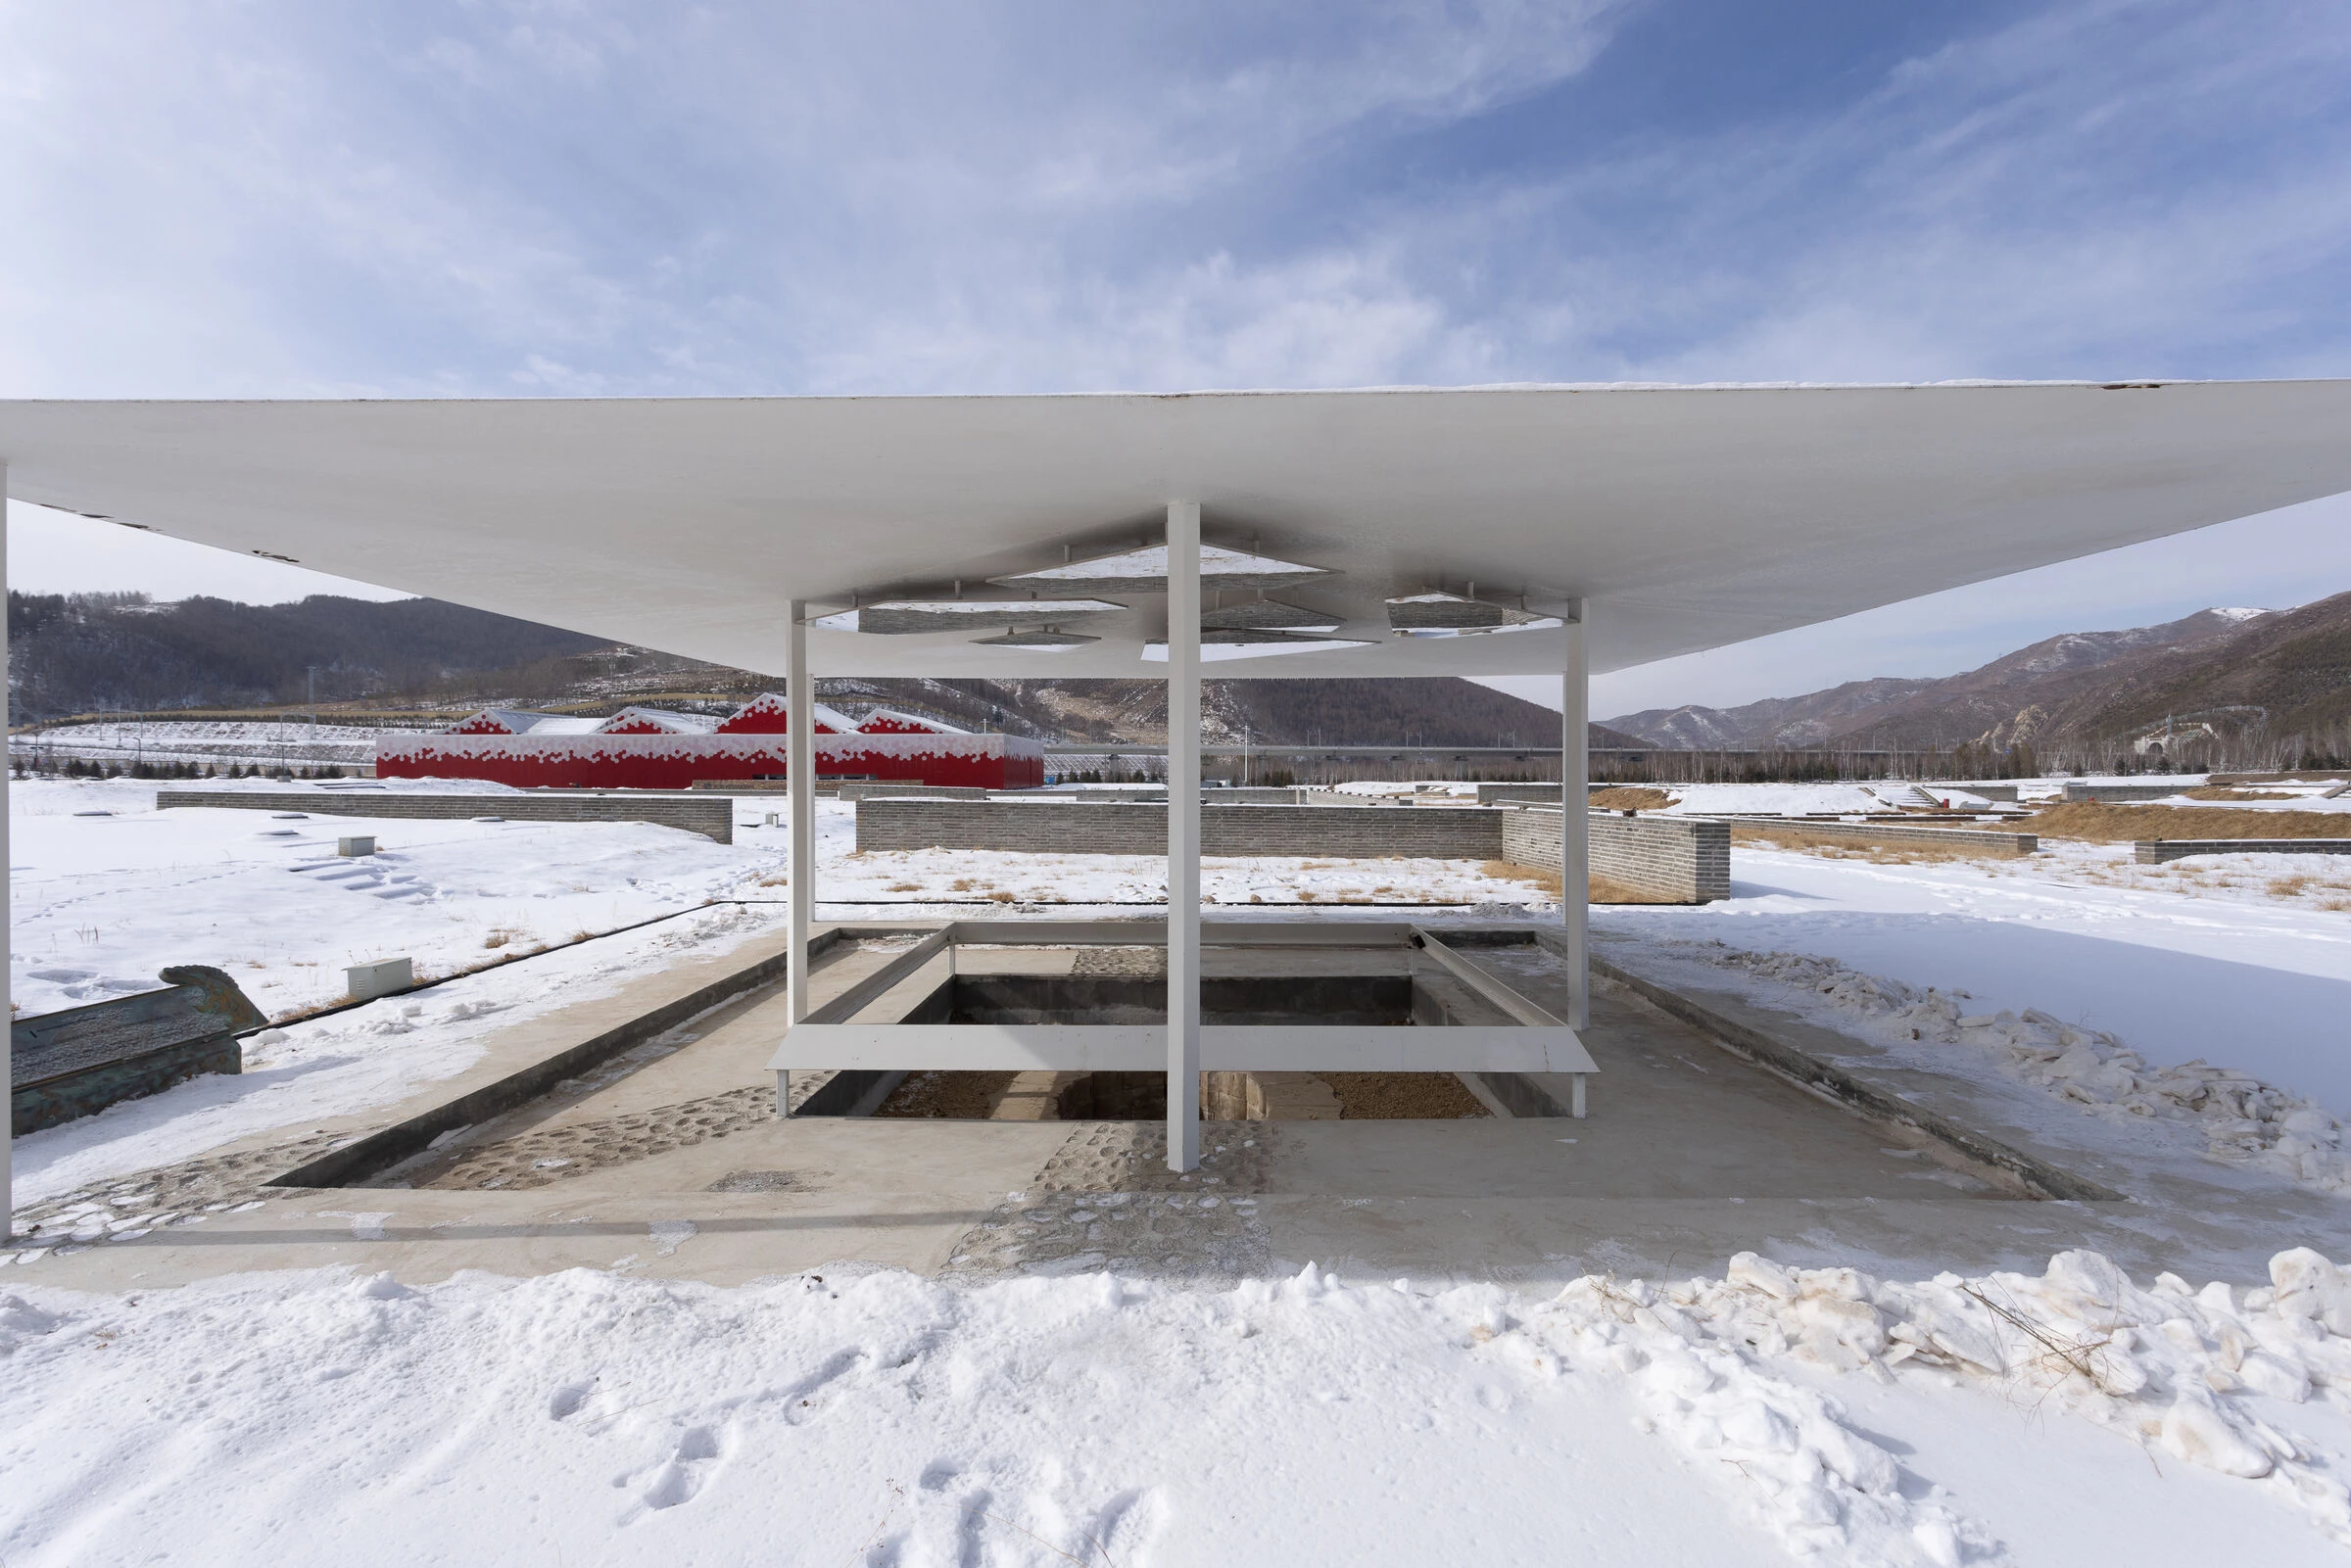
left=347, top=956, right=413, bottom=1002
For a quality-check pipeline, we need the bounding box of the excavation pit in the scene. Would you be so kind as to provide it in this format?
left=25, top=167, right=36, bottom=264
left=774, top=921, right=1597, bottom=1124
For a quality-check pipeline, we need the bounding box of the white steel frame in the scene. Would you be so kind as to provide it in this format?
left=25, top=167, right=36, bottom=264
left=770, top=920, right=1597, bottom=1125
left=772, top=501, right=1601, bottom=1170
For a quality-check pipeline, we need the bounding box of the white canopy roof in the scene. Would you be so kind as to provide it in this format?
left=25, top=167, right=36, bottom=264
left=3, top=381, right=2347, bottom=679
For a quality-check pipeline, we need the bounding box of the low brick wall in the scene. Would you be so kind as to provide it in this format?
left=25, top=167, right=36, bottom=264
left=1501, top=808, right=1730, bottom=903
left=2135, top=838, right=2351, bottom=864
left=2062, top=781, right=2199, bottom=802
left=856, top=798, right=1510, bottom=859
left=839, top=783, right=992, bottom=801
left=156, top=788, right=735, bottom=844
left=1730, top=817, right=2038, bottom=855
left=1477, top=784, right=1566, bottom=805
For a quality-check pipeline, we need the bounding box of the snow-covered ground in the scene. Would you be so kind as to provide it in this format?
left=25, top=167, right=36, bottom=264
left=12, top=776, right=2351, bottom=1563
left=9, top=778, right=790, bottom=1020
left=7, top=1248, right=2351, bottom=1564
left=2166, top=788, right=2351, bottom=814
left=11, top=719, right=429, bottom=769
left=5, top=780, right=1552, bottom=1206
left=1599, top=836, right=2351, bottom=1115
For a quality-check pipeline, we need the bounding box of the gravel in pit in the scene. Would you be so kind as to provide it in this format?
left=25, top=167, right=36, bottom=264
left=874, top=1069, right=1019, bottom=1118
left=941, top=1121, right=1278, bottom=1280
left=1319, top=1071, right=1491, bottom=1118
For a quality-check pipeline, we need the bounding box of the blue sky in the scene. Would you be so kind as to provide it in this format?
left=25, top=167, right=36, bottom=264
left=5, top=0, right=2349, bottom=715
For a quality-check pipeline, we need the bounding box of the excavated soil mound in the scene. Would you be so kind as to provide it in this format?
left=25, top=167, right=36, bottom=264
left=2026, top=802, right=2351, bottom=842
left=1588, top=786, right=1676, bottom=811
left=1728, top=824, right=2012, bottom=862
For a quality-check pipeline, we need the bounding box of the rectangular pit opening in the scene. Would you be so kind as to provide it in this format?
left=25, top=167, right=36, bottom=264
left=773, top=921, right=1599, bottom=1125
left=856, top=964, right=1528, bottom=1120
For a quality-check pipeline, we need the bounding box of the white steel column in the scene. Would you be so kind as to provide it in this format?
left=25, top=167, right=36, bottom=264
left=1164, top=500, right=1203, bottom=1170
left=1562, top=598, right=1590, bottom=1030
left=2, top=463, right=12, bottom=1241
left=787, top=599, right=816, bottom=1025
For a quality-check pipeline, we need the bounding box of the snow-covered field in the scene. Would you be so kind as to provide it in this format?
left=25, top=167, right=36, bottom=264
left=10, top=778, right=1553, bottom=1020
left=11, top=719, right=428, bottom=769
left=4, top=780, right=1551, bottom=1207
left=1602, top=835, right=2351, bottom=1114
left=12, top=776, right=2351, bottom=1565
left=6, top=1248, right=2351, bottom=1564
left=9, top=778, right=790, bottom=1020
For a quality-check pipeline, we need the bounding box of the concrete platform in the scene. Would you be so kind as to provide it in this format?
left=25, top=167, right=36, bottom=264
left=16, top=924, right=2351, bottom=1294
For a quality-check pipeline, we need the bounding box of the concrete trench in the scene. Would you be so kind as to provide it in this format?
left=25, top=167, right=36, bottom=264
left=291, top=928, right=2053, bottom=1212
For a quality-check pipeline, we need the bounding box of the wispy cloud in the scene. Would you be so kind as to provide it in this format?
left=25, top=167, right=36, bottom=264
left=5, top=0, right=2345, bottom=397
left=5, top=1, right=2347, bottom=695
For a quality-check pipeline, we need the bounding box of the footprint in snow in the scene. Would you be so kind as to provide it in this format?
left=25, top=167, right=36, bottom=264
left=624, top=1425, right=723, bottom=1519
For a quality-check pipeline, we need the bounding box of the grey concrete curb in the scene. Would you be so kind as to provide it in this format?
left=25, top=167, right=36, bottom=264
left=1575, top=945, right=2124, bottom=1204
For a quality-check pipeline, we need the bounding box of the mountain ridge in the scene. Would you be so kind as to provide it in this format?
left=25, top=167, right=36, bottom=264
left=1604, top=596, right=2351, bottom=769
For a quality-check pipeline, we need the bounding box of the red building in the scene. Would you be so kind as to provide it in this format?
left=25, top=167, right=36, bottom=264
left=375, top=697, right=1042, bottom=789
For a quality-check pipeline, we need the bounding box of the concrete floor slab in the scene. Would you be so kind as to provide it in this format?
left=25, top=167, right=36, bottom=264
left=18, top=926, right=2348, bottom=1297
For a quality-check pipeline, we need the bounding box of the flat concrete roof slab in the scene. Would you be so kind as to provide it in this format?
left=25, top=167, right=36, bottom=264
left=6, top=380, right=2348, bottom=675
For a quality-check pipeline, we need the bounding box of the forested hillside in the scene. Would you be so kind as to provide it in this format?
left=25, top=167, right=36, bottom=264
left=7, top=593, right=605, bottom=720
left=7, top=592, right=1605, bottom=749
left=1604, top=594, right=2351, bottom=771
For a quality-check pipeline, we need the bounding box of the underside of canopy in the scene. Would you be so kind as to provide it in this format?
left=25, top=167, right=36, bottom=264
left=3, top=380, right=2347, bottom=678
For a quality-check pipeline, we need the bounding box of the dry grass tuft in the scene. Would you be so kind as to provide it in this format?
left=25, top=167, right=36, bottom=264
left=2025, top=801, right=2351, bottom=842
left=481, top=926, right=525, bottom=950
left=1729, top=824, right=2009, bottom=863
left=1587, top=785, right=1675, bottom=811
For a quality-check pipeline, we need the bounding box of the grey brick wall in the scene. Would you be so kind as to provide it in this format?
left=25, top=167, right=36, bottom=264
left=855, top=799, right=1510, bottom=859
left=1477, top=784, right=1566, bottom=804
left=1731, top=818, right=2038, bottom=855
left=2135, top=838, right=2351, bottom=864
left=2062, top=781, right=2198, bottom=802
left=839, top=783, right=992, bottom=800
left=1501, top=808, right=1730, bottom=903
left=155, top=788, right=735, bottom=843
